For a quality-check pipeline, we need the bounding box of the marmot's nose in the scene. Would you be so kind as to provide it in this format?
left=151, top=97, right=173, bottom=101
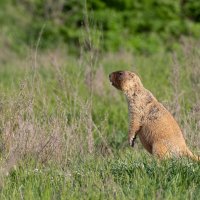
left=109, top=73, right=112, bottom=80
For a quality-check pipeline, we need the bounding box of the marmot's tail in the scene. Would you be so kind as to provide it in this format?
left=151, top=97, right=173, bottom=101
left=185, top=148, right=200, bottom=162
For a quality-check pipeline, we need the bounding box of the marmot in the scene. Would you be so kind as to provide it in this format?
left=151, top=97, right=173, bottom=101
left=109, top=70, right=199, bottom=160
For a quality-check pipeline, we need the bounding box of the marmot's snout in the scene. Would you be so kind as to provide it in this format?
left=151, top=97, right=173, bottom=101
left=109, top=71, right=123, bottom=81
left=109, top=72, right=116, bottom=85
left=109, top=73, right=112, bottom=81
left=109, top=71, right=123, bottom=90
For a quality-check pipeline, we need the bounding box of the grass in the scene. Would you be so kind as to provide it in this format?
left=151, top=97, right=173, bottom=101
left=0, top=40, right=200, bottom=199
left=1, top=153, right=200, bottom=199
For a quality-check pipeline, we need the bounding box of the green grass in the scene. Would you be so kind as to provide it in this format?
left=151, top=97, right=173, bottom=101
left=1, top=152, right=200, bottom=199
left=0, top=47, right=200, bottom=199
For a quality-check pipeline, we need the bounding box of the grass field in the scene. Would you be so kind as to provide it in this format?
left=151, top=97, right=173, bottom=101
left=0, top=39, right=200, bottom=199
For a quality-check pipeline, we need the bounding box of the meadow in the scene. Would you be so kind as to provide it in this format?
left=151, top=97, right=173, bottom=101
left=0, top=35, right=200, bottom=199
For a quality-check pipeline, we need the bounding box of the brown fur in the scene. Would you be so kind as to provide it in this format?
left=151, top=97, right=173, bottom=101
left=109, top=70, right=199, bottom=161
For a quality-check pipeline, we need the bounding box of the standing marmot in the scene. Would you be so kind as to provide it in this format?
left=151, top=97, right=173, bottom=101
left=109, top=70, right=199, bottom=160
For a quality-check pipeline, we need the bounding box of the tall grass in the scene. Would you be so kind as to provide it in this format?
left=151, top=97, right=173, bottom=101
left=0, top=38, right=200, bottom=199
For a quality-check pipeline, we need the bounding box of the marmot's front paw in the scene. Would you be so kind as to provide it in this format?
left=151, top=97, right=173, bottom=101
left=129, top=136, right=136, bottom=147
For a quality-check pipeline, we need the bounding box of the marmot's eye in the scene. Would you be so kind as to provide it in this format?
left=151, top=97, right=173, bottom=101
left=118, top=72, right=124, bottom=80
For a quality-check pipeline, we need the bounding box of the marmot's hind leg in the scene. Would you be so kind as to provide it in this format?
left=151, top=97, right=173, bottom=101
left=184, top=148, right=199, bottom=161
left=152, top=143, right=170, bottom=159
left=153, top=144, right=199, bottom=161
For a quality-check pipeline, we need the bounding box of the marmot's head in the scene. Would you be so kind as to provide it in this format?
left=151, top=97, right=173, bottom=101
left=109, top=71, right=143, bottom=94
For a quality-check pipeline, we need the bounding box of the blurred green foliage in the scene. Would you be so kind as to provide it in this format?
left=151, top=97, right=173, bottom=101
left=1, top=0, right=200, bottom=54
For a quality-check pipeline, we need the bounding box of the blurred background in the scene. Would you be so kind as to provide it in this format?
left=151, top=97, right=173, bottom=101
left=1, top=0, right=200, bottom=55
